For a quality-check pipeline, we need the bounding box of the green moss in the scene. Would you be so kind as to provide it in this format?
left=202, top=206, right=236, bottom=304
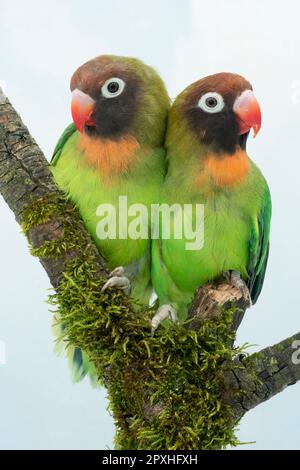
left=21, top=195, right=243, bottom=450
left=29, top=225, right=87, bottom=259
left=22, top=194, right=91, bottom=259
left=21, top=194, right=68, bottom=233
left=30, top=239, right=65, bottom=258
left=273, top=343, right=285, bottom=353
left=52, top=260, right=241, bottom=450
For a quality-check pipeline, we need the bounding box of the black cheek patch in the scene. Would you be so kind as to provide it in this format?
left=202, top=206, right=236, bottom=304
left=92, top=80, right=140, bottom=140
left=186, top=107, right=240, bottom=155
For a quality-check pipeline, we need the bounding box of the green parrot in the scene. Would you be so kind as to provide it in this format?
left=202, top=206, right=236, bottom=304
left=51, top=55, right=170, bottom=380
left=151, top=72, right=271, bottom=332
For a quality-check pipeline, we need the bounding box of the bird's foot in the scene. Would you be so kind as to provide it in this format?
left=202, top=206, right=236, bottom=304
left=151, top=304, right=178, bottom=336
left=223, top=270, right=252, bottom=307
left=101, top=266, right=131, bottom=295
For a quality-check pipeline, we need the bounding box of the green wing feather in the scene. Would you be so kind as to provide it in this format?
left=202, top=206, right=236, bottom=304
left=51, top=123, right=76, bottom=166
left=53, top=322, right=100, bottom=386
left=248, top=186, right=272, bottom=304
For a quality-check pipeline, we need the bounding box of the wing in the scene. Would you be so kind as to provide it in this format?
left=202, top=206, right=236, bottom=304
left=247, top=186, right=272, bottom=304
left=51, top=123, right=77, bottom=166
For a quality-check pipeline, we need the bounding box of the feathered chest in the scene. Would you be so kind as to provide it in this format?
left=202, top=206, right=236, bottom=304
left=195, top=149, right=250, bottom=189
left=77, top=133, right=140, bottom=177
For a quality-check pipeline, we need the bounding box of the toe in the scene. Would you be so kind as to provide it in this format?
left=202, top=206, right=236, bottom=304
left=101, top=276, right=130, bottom=293
left=109, top=266, right=125, bottom=278
left=151, top=305, right=178, bottom=336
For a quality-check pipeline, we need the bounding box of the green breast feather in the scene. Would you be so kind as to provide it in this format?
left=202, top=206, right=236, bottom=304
left=151, top=161, right=271, bottom=319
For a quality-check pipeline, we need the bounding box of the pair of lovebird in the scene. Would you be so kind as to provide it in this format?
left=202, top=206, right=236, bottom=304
left=51, top=55, right=271, bottom=381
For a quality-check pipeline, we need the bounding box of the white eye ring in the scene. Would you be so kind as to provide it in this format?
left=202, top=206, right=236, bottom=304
left=198, top=92, right=225, bottom=113
left=101, top=77, right=126, bottom=99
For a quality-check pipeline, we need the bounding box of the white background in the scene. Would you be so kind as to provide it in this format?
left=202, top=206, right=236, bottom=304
left=0, top=0, right=299, bottom=449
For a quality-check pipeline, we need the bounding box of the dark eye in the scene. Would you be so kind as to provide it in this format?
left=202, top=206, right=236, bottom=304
left=205, top=97, right=218, bottom=108
left=102, top=77, right=126, bottom=98
left=198, top=92, right=225, bottom=113
left=107, top=81, right=119, bottom=93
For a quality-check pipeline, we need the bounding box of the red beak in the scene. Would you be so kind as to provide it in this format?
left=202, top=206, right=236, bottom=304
left=233, top=89, right=262, bottom=138
left=71, top=89, right=96, bottom=133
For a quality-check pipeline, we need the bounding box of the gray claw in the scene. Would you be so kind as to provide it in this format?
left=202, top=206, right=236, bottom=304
left=151, top=304, right=178, bottom=336
left=109, top=266, right=125, bottom=277
left=101, top=275, right=130, bottom=294
left=224, top=270, right=252, bottom=306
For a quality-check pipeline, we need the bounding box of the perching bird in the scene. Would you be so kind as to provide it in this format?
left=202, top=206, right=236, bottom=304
left=51, top=55, right=169, bottom=380
left=151, top=73, right=271, bottom=332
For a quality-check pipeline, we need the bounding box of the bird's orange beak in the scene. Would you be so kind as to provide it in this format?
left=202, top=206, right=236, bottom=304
left=233, top=90, right=262, bottom=138
left=71, top=89, right=96, bottom=133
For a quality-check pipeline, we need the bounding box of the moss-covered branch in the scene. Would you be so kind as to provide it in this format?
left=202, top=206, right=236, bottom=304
left=1, top=87, right=299, bottom=450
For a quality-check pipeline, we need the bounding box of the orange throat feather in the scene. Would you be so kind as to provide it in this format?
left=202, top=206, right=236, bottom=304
left=197, top=149, right=250, bottom=188
left=77, top=133, right=140, bottom=177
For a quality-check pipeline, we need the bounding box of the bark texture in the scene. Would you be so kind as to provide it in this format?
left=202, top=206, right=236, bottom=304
left=224, top=332, right=300, bottom=420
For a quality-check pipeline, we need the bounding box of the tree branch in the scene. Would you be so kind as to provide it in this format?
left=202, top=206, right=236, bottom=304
left=1, top=87, right=299, bottom=449
left=223, top=332, right=300, bottom=421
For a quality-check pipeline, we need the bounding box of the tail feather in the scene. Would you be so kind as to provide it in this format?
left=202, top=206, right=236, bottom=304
left=53, top=323, right=100, bottom=387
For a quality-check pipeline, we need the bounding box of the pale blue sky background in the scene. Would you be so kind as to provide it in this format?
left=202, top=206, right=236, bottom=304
left=0, top=0, right=300, bottom=449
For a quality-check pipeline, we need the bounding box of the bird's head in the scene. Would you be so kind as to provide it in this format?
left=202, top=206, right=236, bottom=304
left=70, top=55, right=170, bottom=146
left=169, top=72, right=261, bottom=155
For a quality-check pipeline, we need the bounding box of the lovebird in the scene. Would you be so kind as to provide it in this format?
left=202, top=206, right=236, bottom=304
left=151, top=73, right=271, bottom=332
left=51, top=55, right=170, bottom=380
